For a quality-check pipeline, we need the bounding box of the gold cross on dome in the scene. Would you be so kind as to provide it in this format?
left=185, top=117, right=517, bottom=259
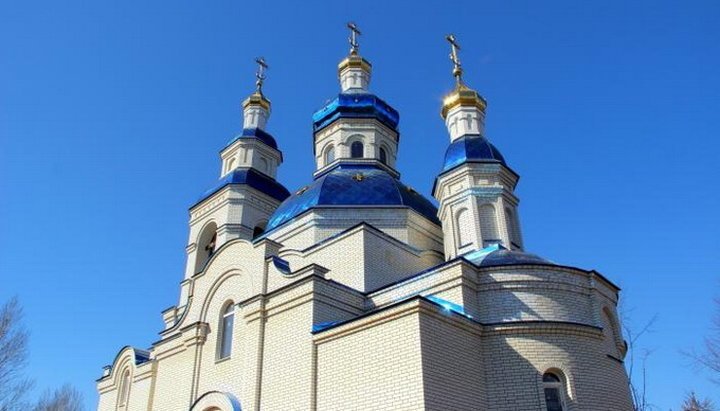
left=255, top=57, right=268, bottom=93
left=445, top=34, right=464, bottom=85
left=352, top=172, right=365, bottom=182
left=347, top=22, right=361, bottom=55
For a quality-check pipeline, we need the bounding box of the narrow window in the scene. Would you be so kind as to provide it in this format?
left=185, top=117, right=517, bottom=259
left=543, top=372, right=565, bottom=411
left=226, top=158, right=236, bottom=172
left=456, top=208, right=473, bottom=248
left=479, top=204, right=500, bottom=247
left=218, top=303, right=234, bottom=359
left=351, top=141, right=364, bottom=158
left=118, top=369, right=130, bottom=407
left=324, top=145, right=335, bottom=165
left=259, top=157, right=268, bottom=173
left=379, top=147, right=388, bottom=164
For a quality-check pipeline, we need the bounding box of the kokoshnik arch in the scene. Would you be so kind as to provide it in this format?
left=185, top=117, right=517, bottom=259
left=96, top=24, right=634, bottom=411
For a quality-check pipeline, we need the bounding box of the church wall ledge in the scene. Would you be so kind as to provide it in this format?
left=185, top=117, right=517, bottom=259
left=365, top=257, right=472, bottom=296
left=482, top=320, right=604, bottom=338
left=478, top=263, right=621, bottom=294
left=367, top=268, right=469, bottom=311
left=233, top=273, right=365, bottom=322
left=314, top=293, right=604, bottom=344
left=313, top=296, right=481, bottom=344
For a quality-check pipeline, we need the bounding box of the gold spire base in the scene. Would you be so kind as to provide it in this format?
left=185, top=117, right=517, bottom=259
left=441, top=84, right=487, bottom=119
left=338, top=54, right=372, bottom=75
left=242, top=91, right=271, bottom=112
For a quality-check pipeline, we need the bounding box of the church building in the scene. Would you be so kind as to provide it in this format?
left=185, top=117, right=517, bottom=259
left=96, top=26, right=634, bottom=411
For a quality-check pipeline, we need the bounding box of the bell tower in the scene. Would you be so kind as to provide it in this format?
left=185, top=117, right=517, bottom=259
left=433, top=35, right=523, bottom=260
left=179, top=59, right=290, bottom=305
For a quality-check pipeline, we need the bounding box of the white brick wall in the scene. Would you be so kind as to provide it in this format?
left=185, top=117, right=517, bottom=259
left=97, top=214, right=633, bottom=411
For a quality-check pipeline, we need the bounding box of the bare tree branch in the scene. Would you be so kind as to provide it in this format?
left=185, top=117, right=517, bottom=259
left=33, top=384, right=84, bottom=411
left=685, top=296, right=720, bottom=384
left=621, top=298, right=658, bottom=411
left=0, top=297, right=33, bottom=411
left=681, top=391, right=716, bottom=411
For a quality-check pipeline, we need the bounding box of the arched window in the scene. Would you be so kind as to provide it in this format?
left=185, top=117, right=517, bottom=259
left=379, top=147, right=388, bottom=164
left=351, top=141, right=364, bottom=158
left=479, top=204, right=500, bottom=247
left=456, top=208, right=473, bottom=248
left=259, top=157, right=268, bottom=173
left=543, top=372, right=566, bottom=411
left=218, top=302, right=234, bottom=359
left=324, top=145, right=335, bottom=165
left=118, top=369, right=131, bottom=408
left=195, top=222, right=218, bottom=273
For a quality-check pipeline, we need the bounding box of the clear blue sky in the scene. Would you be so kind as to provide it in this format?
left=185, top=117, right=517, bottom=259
left=1, top=0, right=718, bottom=409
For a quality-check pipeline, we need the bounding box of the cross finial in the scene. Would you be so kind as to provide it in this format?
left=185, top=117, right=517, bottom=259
left=445, top=34, right=463, bottom=86
left=254, top=57, right=268, bottom=93
left=347, top=22, right=361, bottom=55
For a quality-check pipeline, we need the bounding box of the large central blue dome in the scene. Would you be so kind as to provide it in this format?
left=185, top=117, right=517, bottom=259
left=265, top=164, right=440, bottom=232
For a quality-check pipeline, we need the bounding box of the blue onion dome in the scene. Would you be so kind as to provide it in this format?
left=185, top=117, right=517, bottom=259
left=442, top=134, right=506, bottom=172
left=464, top=245, right=553, bottom=267
left=312, top=93, right=400, bottom=133
left=226, top=128, right=278, bottom=150
left=265, top=164, right=440, bottom=232
left=193, top=168, right=290, bottom=207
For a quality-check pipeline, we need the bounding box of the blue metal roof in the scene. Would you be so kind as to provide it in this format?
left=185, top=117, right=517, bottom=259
left=312, top=93, right=400, bottom=133
left=194, top=168, right=290, bottom=208
left=265, top=164, right=440, bottom=232
left=442, top=135, right=506, bottom=172
left=226, top=128, right=278, bottom=150
left=464, top=244, right=553, bottom=267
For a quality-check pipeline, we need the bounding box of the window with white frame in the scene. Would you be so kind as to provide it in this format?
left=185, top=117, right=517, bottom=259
left=217, top=302, right=234, bottom=359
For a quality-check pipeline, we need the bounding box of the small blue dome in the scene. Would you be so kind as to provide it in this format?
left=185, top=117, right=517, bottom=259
left=266, top=164, right=439, bottom=232
left=464, top=245, right=553, bottom=267
left=312, top=93, right=399, bottom=133
left=194, top=168, right=290, bottom=208
left=477, top=249, right=551, bottom=267
left=226, top=128, right=278, bottom=150
left=442, top=135, right=506, bottom=172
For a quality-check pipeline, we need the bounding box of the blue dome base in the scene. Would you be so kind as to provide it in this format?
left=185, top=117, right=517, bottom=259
left=312, top=93, right=400, bottom=133
left=442, top=134, right=506, bottom=173
left=226, top=128, right=279, bottom=150
left=193, top=168, right=290, bottom=208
